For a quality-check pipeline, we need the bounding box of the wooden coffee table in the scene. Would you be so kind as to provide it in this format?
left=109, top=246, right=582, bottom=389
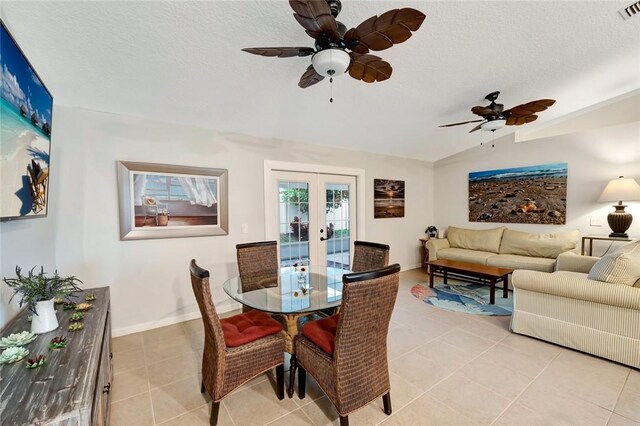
left=427, top=259, right=513, bottom=304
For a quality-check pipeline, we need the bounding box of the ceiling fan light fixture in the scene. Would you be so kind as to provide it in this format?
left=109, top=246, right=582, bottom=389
left=481, top=119, right=507, bottom=132
left=311, top=48, right=351, bottom=78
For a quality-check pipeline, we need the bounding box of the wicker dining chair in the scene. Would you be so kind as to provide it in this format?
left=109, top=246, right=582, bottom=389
left=295, top=264, right=401, bottom=426
left=236, top=241, right=279, bottom=312
left=189, top=260, right=285, bottom=425
left=352, top=241, right=390, bottom=272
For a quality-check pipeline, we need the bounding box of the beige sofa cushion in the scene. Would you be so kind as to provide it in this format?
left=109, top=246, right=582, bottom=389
left=436, top=248, right=495, bottom=265
left=498, top=229, right=579, bottom=259
left=446, top=226, right=505, bottom=253
left=588, top=241, right=640, bottom=286
left=486, top=254, right=556, bottom=272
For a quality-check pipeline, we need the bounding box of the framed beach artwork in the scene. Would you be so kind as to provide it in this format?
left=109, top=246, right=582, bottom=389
left=469, top=162, right=568, bottom=224
left=117, top=161, right=228, bottom=240
left=1, top=20, right=53, bottom=221
left=374, top=179, right=405, bottom=218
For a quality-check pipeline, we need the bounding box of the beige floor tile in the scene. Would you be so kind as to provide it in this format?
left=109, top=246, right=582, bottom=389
left=414, top=340, right=474, bottom=371
left=293, top=371, right=327, bottom=404
left=387, top=324, right=439, bottom=359
left=142, top=323, right=189, bottom=346
left=156, top=402, right=234, bottom=426
left=380, top=393, right=479, bottom=425
left=536, top=350, right=630, bottom=410
left=266, top=409, right=315, bottom=425
left=462, top=317, right=512, bottom=341
left=458, top=356, right=533, bottom=400
left=501, top=332, right=563, bottom=362
left=609, top=413, right=640, bottom=426
left=113, top=349, right=144, bottom=375
left=492, top=402, right=549, bottom=426
left=144, top=339, right=199, bottom=365
left=148, top=352, right=199, bottom=389
left=424, top=307, right=478, bottom=328
left=615, top=376, right=640, bottom=422
left=427, top=372, right=511, bottom=424
left=111, top=367, right=149, bottom=402
left=300, top=395, right=339, bottom=425
left=435, top=329, right=495, bottom=357
left=481, top=343, right=552, bottom=378
left=150, top=376, right=211, bottom=424
left=181, top=318, right=204, bottom=335
left=110, top=392, right=154, bottom=426
left=389, top=351, right=452, bottom=391
left=224, top=378, right=298, bottom=425
left=112, top=332, right=144, bottom=353
left=518, top=379, right=611, bottom=426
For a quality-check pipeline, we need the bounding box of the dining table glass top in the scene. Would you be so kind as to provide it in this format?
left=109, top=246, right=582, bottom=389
left=222, top=266, right=348, bottom=314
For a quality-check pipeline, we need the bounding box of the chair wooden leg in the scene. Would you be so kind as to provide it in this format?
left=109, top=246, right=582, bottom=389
left=210, top=401, right=220, bottom=426
left=297, top=365, right=306, bottom=399
left=201, top=380, right=206, bottom=394
left=382, top=392, right=392, bottom=415
left=276, top=364, right=285, bottom=400
left=339, top=415, right=349, bottom=426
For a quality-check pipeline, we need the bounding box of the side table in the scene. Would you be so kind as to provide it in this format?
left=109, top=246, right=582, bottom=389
left=581, top=235, right=633, bottom=256
left=419, top=236, right=433, bottom=270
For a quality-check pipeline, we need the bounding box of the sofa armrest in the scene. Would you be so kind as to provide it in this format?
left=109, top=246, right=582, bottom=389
left=425, top=238, right=451, bottom=261
left=512, top=269, right=640, bottom=310
left=555, top=252, right=600, bottom=273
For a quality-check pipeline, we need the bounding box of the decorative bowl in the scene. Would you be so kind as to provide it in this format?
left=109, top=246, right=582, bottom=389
left=0, top=346, right=29, bottom=364
left=0, top=331, right=37, bottom=349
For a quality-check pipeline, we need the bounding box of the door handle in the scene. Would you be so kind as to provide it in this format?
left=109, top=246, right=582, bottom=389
left=320, top=236, right=327, bottom=241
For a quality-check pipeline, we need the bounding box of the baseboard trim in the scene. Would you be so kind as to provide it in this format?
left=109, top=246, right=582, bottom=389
left=112, top=302, right=241, bottom=337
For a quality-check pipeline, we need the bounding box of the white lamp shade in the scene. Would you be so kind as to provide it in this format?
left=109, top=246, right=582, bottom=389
left=598, top=176, right=640, bottom=202
left=311, top=49, right=351, bottom=78
left=480, top=119, right=506, bottom=131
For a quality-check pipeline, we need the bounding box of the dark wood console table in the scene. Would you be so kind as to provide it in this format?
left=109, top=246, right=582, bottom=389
left=0, top=287, right=112, bottom=425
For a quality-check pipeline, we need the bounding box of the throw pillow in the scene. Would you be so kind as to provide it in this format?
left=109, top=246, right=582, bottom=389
left=499, top=229, right=580, bottom=258
left=587, top=241, right=640, bottom=286
left=446, top=226, right=506, bottom=253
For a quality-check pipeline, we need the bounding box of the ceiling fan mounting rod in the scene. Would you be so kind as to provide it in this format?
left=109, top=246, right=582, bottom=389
left=326, top=0, right=342, bottom=18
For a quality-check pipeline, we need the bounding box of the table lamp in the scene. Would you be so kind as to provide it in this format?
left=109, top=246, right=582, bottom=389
left=598, top=176, right=640, bottom=238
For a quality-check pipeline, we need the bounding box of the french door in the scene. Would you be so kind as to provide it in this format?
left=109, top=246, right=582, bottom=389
left=266, top=171, right=357, bottom=269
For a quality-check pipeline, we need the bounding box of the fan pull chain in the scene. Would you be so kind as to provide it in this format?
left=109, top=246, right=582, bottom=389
left=330, top=77, right=333, bottom=103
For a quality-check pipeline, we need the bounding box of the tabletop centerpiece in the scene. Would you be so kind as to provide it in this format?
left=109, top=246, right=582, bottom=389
left=3, top=266, right=82, bottom=334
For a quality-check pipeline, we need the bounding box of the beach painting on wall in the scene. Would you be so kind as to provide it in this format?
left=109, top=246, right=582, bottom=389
left=117, top=161, right=229, bottom=240
left=374, top=179, right=405, bottom=218
left=1, top=21, right=53, bottom=221
left=469, top=162, right=568, bottom=224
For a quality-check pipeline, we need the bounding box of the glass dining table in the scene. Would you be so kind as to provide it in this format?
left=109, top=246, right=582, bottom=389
left=223, top=265, right=348, bottom=397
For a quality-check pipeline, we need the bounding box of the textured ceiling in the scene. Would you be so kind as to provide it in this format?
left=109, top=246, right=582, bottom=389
left=1, top=1, right=639, bottom=161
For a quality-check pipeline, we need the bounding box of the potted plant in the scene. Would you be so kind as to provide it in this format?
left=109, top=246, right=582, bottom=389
left=425, top=226, right=438, bottom=238
left=3, top=266, right=82, bottom=334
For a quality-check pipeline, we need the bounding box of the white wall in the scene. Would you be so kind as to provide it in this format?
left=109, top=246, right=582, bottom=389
left=0, top=218, right=56, bottom=327
left=434, top=122, right=640, bottom=255
left=49, top=106, right=434, bottom=336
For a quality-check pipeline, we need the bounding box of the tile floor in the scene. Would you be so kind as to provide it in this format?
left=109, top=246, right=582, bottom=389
left=110, top=269, right=640, bottom=425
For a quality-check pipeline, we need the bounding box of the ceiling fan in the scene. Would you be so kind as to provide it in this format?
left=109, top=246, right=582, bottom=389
left=440, top=91, right=556, bottom=133
left=242, top=0, right=426, bottom=88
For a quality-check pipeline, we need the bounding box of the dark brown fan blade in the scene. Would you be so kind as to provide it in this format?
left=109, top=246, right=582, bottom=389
left=438, top=119, right=484, bottom=128
left=345, top=8, right=425, bottom=54
left=471, top=106, right=500, bottom=118
left=299, top=65, right=325, bottom=88
left=468, top=123, right=484, bottom=133
left=289, top=0, right=339, bottom=41
left=506, top=115, right=538, bottom=126
left=348, top=53, right=392, bottom=83
left=504, top=99, right=555, bottom=118
left=242, top=47, right=315, bottom=58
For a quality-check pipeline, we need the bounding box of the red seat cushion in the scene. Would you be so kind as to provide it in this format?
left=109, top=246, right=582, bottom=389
left=220, top=310, right=283, bottom=347
left=301, top=314, right=339, bottom=354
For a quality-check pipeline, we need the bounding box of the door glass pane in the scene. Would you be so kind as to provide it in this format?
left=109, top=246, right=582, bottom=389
left=279, top=181, right=310, bottom=267
left=325, top=183, right=350, bottom=270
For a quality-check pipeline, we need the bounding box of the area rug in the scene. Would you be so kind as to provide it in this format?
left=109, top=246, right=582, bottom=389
left=411, top=282, right=513, bottom=316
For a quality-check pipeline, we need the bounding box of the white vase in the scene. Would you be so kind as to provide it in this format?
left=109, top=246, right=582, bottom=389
left=31, top=299, right=59, bottom=334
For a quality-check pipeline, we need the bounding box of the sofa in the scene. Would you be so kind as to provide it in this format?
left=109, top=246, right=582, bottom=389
left=511, top=243, right=640, bottom=369
left=425, top=226, right=580, bottom=273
